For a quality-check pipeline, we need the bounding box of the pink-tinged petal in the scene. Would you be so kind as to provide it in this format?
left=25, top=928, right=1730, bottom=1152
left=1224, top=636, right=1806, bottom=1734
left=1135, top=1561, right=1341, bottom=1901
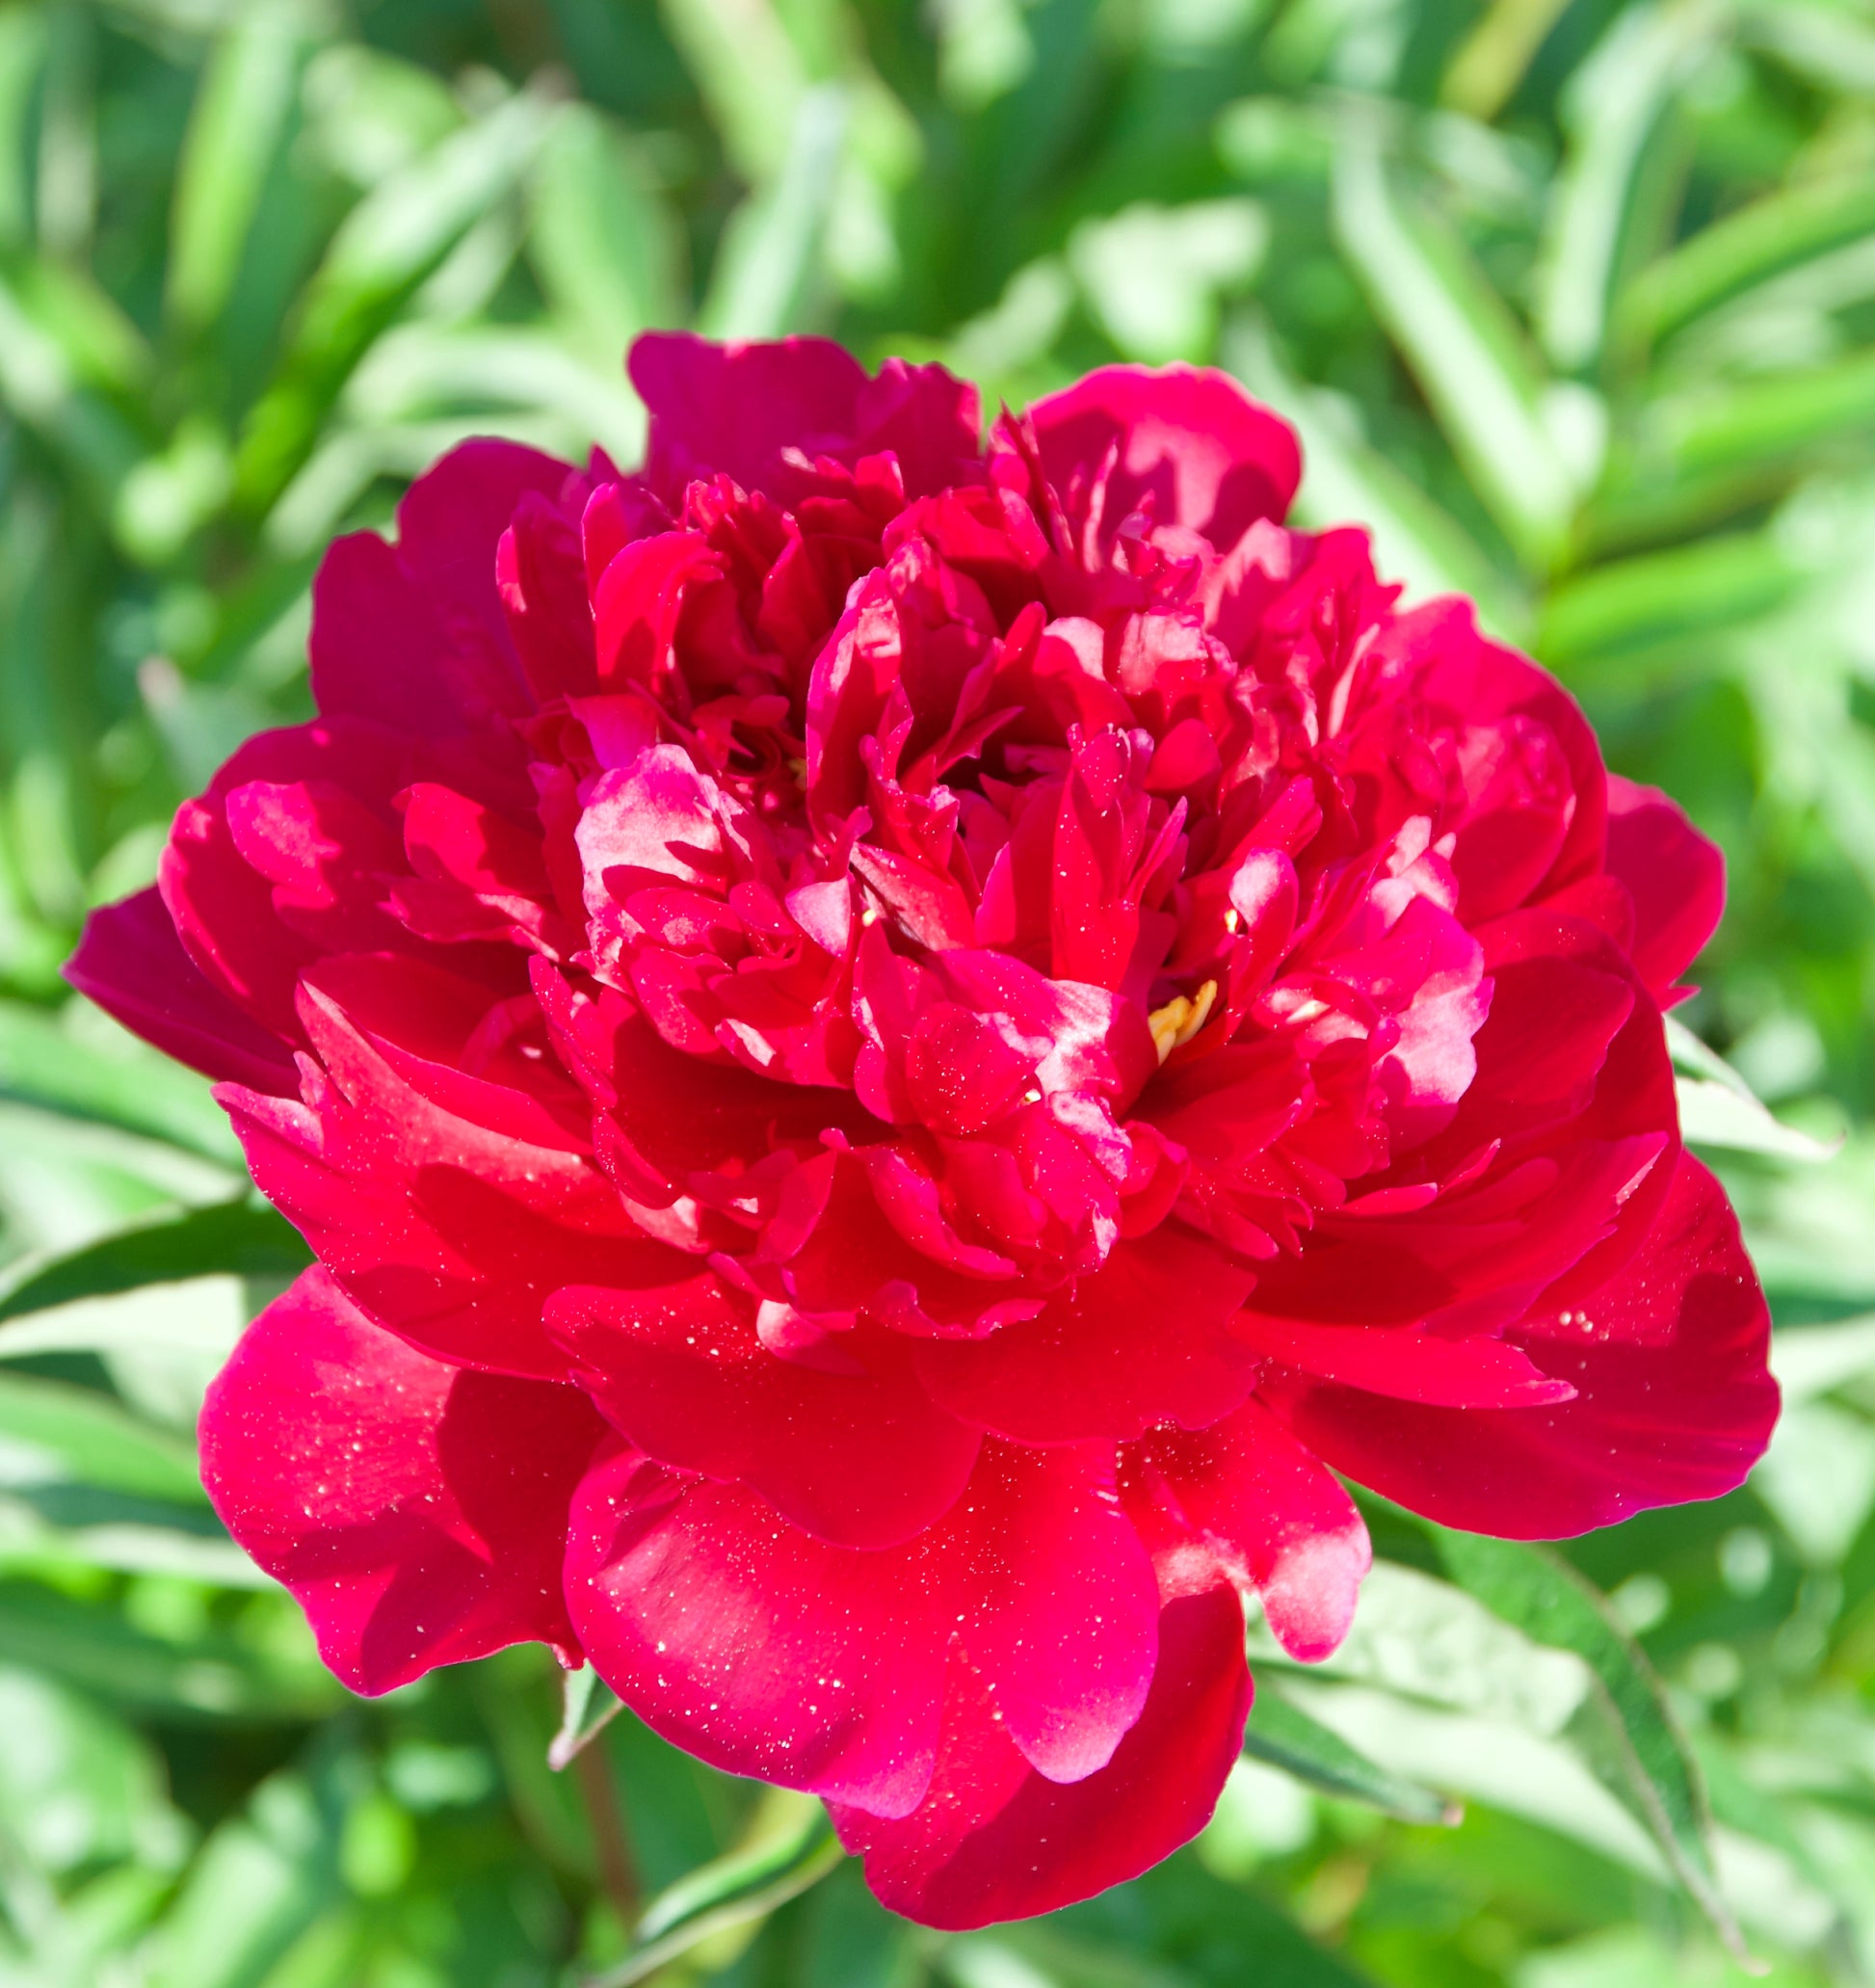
left=1122, top=1398, right=1369, bottom=1661
left=629, top=331, right=981, bottom=506
left=956, top=1442, right=1159, bottom=1784
left=1027, top=364, right=1301, bottom=551
left=546, top=1278, right=982, bottom=1550
left=1232, top=1314, right=1577, bottom=1409
left=1261, top=1155, right=1778, bottom=1537
left=312, top=440, right=575, bottom=738
left=1391, top=603, right=1609, bottom=903
left=565, top=1445, right=953, bottom=1817
left=199, top=1268, right=602, bottom=1694
left=832, top=1585, right=1252, bottom=1930
left=915, top=1228, right=1258, bottom=1443
left=1604, top=776, right=1726, bottom=1000
left=153, top=716, right=446, bottom=1049
left=222, top=969, right=675, bottom=1379
left=65, top=888, right=299, bottom=1095
left=497, top=489, right=599, bottom=702
left=161, top=793, right=317, bottom=1046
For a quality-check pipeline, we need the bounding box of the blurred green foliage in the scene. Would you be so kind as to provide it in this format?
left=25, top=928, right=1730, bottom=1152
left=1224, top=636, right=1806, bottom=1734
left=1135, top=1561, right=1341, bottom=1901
left=4, top=0, right=1875, bottom=1982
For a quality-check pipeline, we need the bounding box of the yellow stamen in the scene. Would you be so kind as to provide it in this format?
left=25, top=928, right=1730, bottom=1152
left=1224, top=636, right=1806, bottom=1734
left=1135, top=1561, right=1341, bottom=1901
left=1148, top=979, right=1218, bottom=1064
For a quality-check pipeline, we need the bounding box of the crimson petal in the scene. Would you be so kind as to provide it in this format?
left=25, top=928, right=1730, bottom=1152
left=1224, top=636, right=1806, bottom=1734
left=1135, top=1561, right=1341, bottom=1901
left=914, top=1227, right=1258, bottom=1443
left=1260, top=1155, right=1778, bottom=1536
left=66, top=888, right=300, bottom=1095
left=199, top=1268, right=602, bottom=1694
left=547, top=1276, right=982, bottom=1550
left=831, top=1585, right=1251, bottom=1930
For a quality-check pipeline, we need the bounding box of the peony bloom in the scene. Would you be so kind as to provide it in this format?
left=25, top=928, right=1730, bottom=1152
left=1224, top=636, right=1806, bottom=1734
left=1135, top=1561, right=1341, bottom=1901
left=72, top=334, right=1778, bottom=1928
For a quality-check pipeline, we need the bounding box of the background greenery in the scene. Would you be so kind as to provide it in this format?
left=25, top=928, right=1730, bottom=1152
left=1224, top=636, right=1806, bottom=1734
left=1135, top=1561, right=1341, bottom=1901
left=3, top=0, right=1875, bottom=1981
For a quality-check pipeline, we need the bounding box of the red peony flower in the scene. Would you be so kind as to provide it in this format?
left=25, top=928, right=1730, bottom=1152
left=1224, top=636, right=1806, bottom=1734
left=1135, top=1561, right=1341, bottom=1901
left=71, top=334, right=1779, bottom=1928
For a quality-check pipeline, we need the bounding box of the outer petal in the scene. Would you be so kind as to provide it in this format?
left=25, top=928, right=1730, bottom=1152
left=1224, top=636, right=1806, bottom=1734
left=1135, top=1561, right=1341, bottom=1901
left=546, top=1277, right=982, bottom=1551
left=1122, top=1398, right=1369, bottom=1661
left=1260, top=1154, right=1778, bottom=1537
left=311, top=439, right=574, bottom=739
left=66, top=887, right=299, bottom=1094
left=1231, top=1313, right=1576, bottom=1410
left=913, top=1227, right=1259, bottom=1442
left=199, top=1268, right=603, bottom=1694
left=565, top=1445, right=954, bottom=1818
left=958, top=1442, right=1160, bottom=1784
left=223, top=967, right=673, bottom=1379
left=1604, top=775, right=1726, bottom=1001
left=1027, top=364, right=1301, bottom=551
left=629, top=331, right=981, bottom=505
left=831, top=1585, right=1252, bottom=1931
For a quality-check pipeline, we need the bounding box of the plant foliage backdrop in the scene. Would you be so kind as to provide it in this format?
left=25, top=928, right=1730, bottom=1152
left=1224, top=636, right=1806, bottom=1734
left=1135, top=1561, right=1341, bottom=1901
left=2, top=0, right=1875, bottom=1982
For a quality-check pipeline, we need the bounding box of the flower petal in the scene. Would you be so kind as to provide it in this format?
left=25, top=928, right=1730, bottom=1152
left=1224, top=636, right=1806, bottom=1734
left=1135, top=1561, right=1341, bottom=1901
left=65, top=887, right=299, bottom=1094
left=565, top=1445, right=953, bottom=1817
left=914, top=1227, right=1258, bottom=1443
left=958, top=1442, right=1159, bottom=1783
left=630, top=331, right=980, bottom=505
left=1122, top=1398, right=1370, bottom=1661
left=1231, top=1314, right=1577, bottom=1409
left=223, top=967, right=672, bottom=1379
left=1604, top=775, right=1726, bottom=1001
left=547, top=1277, right=982, bottom=1550
left=1027, top=364, right=1301, bottom=551
left=199, top=1268, right=602, bottom=1694
left=311, top=439, right=574, bottom=739
left=831, top=1584, right=1251, bottom=1930
left=1261, top=1154, right=1778, bottom=1536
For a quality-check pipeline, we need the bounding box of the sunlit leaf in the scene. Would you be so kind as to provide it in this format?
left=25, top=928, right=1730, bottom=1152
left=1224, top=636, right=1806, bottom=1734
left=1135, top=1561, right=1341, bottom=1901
left=697, top=85, right=848, bottom=339
left=1620, top=174, right=1875, bottom=351
left=1429, top=1530, right=1745, bottom=1955
left=1243, top=1678, right=1460, bottom=1825
left=588, top=1789, right=842, bottom=1988
left=166, top=6, right=307, bottom=335
left=1331, top=119, right=1575, bottom=571
left=0, top=1198, right=307, bottom=1324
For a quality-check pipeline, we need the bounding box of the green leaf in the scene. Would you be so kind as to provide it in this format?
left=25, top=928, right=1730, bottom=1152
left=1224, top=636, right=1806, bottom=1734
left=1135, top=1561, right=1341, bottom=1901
left=1534, top=529, right=1800, bottom=665
left=236, top=82, right=556, bottom=512
left=1428, top=1529, right=1744, bottom=1956
left=1242, top=1679, right=1459, bottom=1825
left=1070, top=199, right=1266, bottom=367
left=148, top=1767, right=347, bottom=1988
left=1769, top=1309, right=1875, bottom=1404
left=658, top=0, right=807, bottom=184
left=0, top=998, right=243, bottom=1165
left=1649, top=352, right=1875, bottom=481
left=0, top=1198, right=308, bottom=1324
left=586, top=1789, right=842, bottom=1988
left=528, top=105, right=684, bottom=362
left=1753, top=1397, right=1875, bottom=1564
left=1532, top=0, right=1709, bottom=372
left=1331, top=120, right=1576, bottom=572
left=1740, top=0, right=1875, bottom=95
left=0, top=9, right=46, bottom=249
left=697, top=85, right=848, bottom=340
left=1620, top=172, right=1875, bottom=350
left=0, top=1662, right=189, bottom=1876
left=167, top=6, right=307, bottom=335
left=1668, top=1018, right=1840, bottom=1162
left=0, top=1370, right=205, bottom=1503
left=1676, top=1077, right=1840, bottom=1162
left=0, top=1581, right=334, bottom=1720
left=1441, top=0, right=1574, bottom=122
